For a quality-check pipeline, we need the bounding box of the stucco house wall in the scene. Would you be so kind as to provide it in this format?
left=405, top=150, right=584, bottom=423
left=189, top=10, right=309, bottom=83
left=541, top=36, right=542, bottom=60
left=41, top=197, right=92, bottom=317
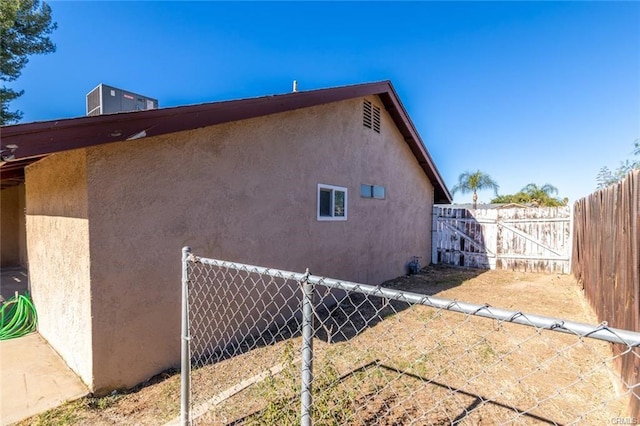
left=87, top=96, right=433, bottom=392
left=25, top=150, right=93, bottom=385
left=24, top=95, right=435, bottom=393
left=1, top=183, right=26, bottom=267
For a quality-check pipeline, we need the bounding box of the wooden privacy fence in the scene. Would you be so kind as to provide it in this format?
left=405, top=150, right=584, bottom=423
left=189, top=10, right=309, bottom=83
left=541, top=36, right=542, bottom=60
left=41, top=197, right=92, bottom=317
left=572, top=169, right=639, bottom=416
left=432, top=206, right=571, bottom=274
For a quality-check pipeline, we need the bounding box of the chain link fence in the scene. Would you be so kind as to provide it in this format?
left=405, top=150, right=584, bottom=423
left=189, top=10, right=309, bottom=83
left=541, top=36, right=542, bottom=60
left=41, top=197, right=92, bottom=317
left=178, top=248, right=640, bottom=425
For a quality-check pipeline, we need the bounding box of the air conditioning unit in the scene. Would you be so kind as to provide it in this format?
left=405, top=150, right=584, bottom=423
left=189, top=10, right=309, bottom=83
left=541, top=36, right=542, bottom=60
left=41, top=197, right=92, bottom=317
left=86, top=83, right=158, bottom=116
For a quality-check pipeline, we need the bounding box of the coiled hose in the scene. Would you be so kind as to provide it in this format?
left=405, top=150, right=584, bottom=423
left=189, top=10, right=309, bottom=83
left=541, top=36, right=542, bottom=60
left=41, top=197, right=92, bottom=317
left=0, top=292, right=37, bottom=340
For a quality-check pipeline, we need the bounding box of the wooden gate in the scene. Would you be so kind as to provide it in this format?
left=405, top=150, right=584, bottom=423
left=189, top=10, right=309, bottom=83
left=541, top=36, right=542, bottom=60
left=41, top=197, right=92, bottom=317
left=432, top=206, right=572, bottom=273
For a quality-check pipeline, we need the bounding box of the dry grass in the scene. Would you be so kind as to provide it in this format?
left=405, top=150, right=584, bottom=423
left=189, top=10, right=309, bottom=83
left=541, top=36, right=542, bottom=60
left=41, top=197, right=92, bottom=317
left=17, top=266, right=629, bottom=425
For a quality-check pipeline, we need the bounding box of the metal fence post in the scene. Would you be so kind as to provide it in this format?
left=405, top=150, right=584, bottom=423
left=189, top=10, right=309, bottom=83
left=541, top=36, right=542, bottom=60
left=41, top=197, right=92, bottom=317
left=181, top=246, right=191, bottom=426
left=300, top=270, right=314, bottom=426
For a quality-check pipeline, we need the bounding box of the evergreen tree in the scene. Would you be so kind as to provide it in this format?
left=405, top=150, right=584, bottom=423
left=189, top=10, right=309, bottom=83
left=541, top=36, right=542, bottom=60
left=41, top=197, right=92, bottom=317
left=1, top=0, right=57, bottom=124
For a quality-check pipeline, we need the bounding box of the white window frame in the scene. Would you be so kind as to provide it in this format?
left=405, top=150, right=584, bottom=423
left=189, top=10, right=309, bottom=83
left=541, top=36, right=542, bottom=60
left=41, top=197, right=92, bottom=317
left=317, top=184, right=348, bottom=221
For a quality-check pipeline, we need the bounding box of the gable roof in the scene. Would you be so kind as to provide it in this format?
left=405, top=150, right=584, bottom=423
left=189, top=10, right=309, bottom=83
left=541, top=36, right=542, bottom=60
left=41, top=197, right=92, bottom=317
left=0, top=81, right=452, bottom=202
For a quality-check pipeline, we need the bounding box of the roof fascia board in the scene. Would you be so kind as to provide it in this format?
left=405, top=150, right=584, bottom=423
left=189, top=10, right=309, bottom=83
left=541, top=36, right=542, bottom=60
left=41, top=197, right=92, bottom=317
left=1, top=82, right=392, bottom=161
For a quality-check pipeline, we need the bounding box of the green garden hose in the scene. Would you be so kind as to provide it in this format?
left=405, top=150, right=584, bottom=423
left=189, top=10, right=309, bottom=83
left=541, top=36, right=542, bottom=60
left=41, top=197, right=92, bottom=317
left=0, top=292, right=37, bottom=340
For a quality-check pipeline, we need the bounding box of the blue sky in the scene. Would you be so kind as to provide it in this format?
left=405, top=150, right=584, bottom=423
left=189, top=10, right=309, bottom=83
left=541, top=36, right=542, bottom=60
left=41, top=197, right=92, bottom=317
left=7, top=1, right=640, bottom=203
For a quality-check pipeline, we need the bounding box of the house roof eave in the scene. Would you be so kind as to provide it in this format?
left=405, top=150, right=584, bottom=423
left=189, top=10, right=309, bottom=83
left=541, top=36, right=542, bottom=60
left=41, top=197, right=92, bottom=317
left=0, top=81, right=452, bottom=202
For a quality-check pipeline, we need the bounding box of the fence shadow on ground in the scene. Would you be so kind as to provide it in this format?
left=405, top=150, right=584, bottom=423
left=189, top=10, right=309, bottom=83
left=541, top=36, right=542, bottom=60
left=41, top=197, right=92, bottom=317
left=385, top=264, right=487, bottom=295
left=226, top=360, right=561, bottom=425
left=311, top=265, right=486, bottom=344
left=375, top=363, right=561, bottom=425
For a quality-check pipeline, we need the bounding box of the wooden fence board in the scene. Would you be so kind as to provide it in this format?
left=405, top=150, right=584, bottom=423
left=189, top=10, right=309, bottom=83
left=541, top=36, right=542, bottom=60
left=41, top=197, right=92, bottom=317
left=572, top=169, right=639, bottom=416
left=432, top=206, right=571, bottom=273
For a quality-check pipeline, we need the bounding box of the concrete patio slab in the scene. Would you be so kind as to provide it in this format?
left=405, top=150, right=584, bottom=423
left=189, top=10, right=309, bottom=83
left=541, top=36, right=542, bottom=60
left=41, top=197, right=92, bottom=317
left=0, top=333, right=88, bottom=425
left=1, top=267, right=87, bottom=424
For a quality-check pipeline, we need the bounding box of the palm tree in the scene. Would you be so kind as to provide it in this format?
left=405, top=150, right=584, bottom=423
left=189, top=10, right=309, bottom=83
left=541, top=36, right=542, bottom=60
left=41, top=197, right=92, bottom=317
left=451, top=170, right=499, bottom=209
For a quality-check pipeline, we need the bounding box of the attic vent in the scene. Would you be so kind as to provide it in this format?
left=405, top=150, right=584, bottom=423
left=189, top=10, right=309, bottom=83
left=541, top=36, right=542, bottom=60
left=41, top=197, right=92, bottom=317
left=372, top=104, right=381, bottom=133
left=363, top=100, right=381, bottom=133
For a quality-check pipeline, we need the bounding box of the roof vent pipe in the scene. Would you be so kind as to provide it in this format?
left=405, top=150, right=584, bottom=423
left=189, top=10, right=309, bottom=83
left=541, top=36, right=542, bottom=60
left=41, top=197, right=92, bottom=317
left=293, top=80, right=298, bottom=92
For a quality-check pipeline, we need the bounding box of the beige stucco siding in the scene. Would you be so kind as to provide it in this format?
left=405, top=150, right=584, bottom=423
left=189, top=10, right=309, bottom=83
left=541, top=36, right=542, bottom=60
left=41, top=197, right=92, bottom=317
left=25, top=150, right=93, bottom=386
left=83, top=96, right=433, bottom=391
left=1, top=184, right=26, bottom=267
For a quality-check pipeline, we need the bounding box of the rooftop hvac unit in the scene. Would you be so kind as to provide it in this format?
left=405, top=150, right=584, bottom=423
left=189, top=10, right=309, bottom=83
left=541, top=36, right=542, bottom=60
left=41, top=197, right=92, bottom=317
left=86, top=83, right=158, bottom=116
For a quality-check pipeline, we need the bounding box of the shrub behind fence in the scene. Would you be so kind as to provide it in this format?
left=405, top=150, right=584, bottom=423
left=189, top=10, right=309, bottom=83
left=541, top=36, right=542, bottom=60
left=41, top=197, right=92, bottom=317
left=179, top=248, right=640, bottom=425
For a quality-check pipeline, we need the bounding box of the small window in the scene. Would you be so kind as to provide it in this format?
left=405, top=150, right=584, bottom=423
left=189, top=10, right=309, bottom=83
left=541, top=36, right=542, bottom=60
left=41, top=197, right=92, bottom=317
left=361, top=184, right=385, bottom=200
left=317, top=184, right=348, bottom=221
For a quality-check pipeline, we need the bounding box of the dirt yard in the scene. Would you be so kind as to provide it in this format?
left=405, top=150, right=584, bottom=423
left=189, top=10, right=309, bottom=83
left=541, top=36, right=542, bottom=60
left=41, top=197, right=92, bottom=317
left=17, top=266, right=629, bottom=425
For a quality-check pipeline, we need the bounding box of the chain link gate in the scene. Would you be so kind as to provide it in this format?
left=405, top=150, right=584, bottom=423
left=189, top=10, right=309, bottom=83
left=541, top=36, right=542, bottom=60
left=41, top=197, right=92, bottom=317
left=177, top=247, right=640, bottom=425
